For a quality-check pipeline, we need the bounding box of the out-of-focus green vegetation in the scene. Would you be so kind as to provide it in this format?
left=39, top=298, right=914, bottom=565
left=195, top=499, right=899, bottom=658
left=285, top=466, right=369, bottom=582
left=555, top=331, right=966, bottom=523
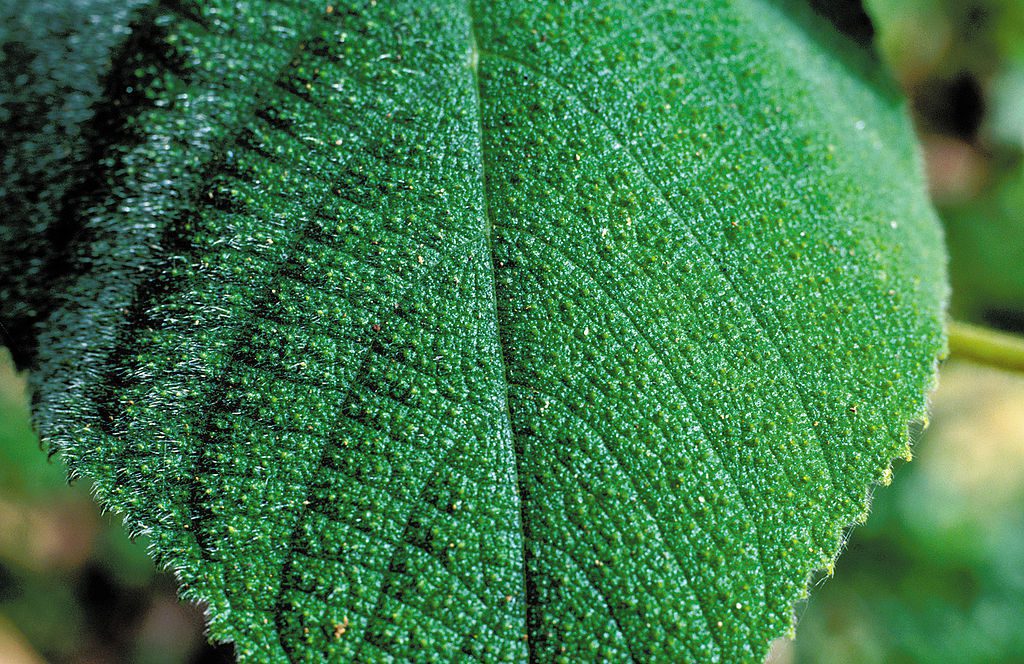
left=870, top=0, right=1024, bottom=323
left=0, top=350, right=230, bottom=663
left=789, top=361, right=1024, bottom=663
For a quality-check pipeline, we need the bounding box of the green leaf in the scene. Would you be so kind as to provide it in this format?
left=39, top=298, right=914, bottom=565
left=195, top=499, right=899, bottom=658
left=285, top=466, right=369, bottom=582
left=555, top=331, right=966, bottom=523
left=20, top=0, right=945, bottom=660
left=0, top=0, right=152, bottom=355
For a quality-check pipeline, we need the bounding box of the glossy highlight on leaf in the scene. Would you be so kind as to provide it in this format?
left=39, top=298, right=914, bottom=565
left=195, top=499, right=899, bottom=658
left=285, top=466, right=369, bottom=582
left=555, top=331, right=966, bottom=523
left=12, top=0, right=945, bottom=661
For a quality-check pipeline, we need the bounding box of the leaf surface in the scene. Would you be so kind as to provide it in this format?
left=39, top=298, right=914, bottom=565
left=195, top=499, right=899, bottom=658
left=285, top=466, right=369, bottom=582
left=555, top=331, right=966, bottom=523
left=22, top=0, right=945, bottom=661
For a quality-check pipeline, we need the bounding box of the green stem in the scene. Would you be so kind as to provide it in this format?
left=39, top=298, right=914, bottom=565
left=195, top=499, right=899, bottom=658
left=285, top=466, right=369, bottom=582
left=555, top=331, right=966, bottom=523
left=948, top=320, right=1024, bottom=374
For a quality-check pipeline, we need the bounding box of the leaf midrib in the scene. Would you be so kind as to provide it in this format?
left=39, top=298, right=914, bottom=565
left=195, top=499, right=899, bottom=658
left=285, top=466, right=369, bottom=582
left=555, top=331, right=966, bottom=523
left=463, top=5, right=847, bottom=657
left=466, top=7, right=707, bottom=661
left=466, top=6, right=537, bottom=661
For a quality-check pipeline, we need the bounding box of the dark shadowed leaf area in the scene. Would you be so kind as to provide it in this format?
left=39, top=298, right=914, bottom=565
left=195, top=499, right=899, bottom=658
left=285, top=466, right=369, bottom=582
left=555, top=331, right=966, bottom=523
left=0, top=0, right=945, bottom=661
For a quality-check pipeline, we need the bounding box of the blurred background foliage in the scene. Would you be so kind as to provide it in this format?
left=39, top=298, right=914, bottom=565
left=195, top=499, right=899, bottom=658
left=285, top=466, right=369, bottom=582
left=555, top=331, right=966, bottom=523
left=0, top=351, right=230, bottom=663
left=1, top=0, right=1023, bottom=662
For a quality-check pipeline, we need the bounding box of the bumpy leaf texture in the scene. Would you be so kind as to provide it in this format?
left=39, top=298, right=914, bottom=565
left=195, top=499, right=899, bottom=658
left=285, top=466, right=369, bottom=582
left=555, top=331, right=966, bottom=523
left=0, top=0, right=151, bottom=352
left=7, top=0, right=946, bottom=661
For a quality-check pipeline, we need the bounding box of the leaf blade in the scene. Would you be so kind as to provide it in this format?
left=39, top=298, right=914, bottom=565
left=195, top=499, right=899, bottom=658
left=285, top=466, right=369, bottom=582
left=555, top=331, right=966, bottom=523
left=21, top=0, right=946, bottom=661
